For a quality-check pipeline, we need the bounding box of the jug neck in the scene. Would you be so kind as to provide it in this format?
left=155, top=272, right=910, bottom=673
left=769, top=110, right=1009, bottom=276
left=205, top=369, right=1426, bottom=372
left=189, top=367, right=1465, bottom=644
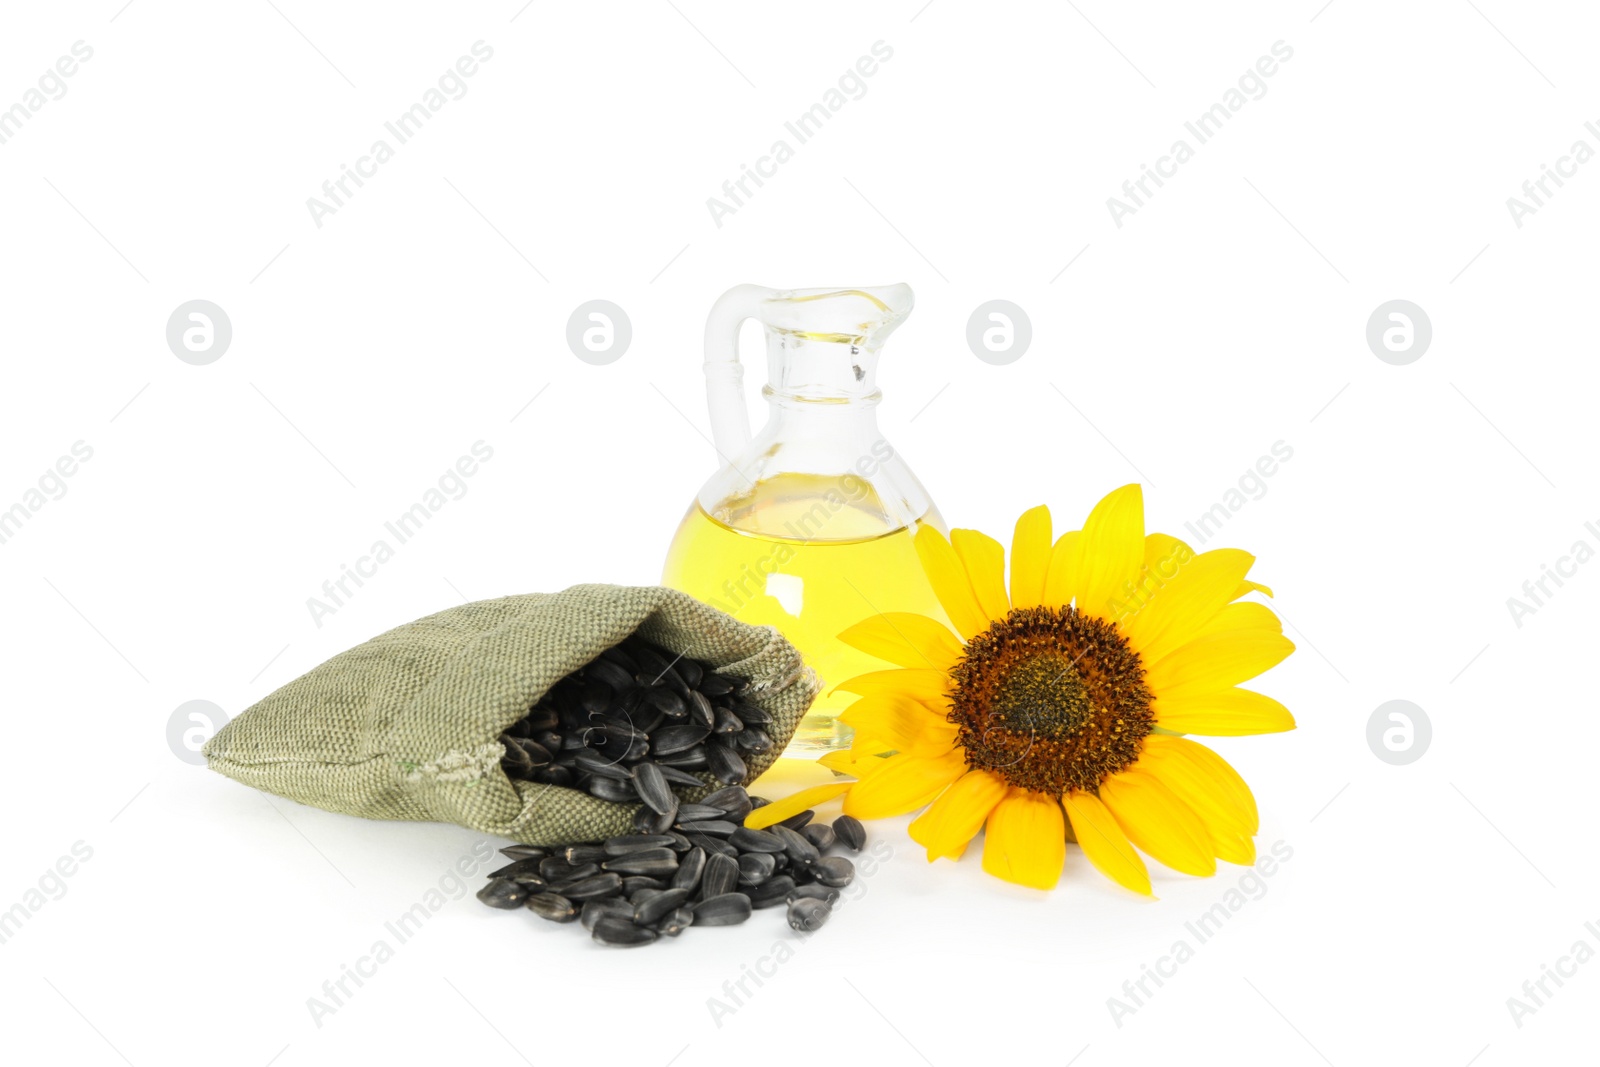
left=763, top=330, right=882, bottom=406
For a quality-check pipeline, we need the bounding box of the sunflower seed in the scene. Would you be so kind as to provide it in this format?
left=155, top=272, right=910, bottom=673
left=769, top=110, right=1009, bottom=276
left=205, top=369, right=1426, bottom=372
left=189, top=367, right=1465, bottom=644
left=772, top=824, right=820, bottom=865
left=633, top=887, right=690, bottom=925
left=476, top=878, right=528, bottom=909
left=580, top=897, right=634, bottom=930
left=604, top=835, right=678, bottom=855
left=630, top=762, right=675, bottom=816
left=737, top=852, right=776, bottom=886
left=699, top=673, right=737, bottom=697
left=525, top=892, right=578, bottom=923
left=787, top=897, right=830, bottom=932
left=713, top=706, right=745, bottom=734
left=671, top=847, right=707, bottom=893
left=654, top=746, right=709, bottom=770
left=833, top=815, right=866, bottom=851
left=730, top=699, right=770, bottom=724
left=748, top=875, right=796, bottom=908
left=500, top=737, right=535, bottom=777
left=778, top=810, right=814, bottom=831
left=563, top=844, right=608, bottom=865
left=659, top=907, right=695, bottom=936
left=676, top=819, right=738, bottom=837
left=599, top=644, right=639, bottom=673
left=655, top=764, right=706, bottom=789
left=573, top=751, right=634, bottom=781
left=498, top=844, right=549, bottom=860
left=787, top=884, right=840, bottom=905
left=645, top=687, right=687, bottom=718
left=650, top=723, right=711, bottom=756
left=620, top=875, right=668, bottom=895
left=550, top=862, right=601, bottom=885
left=729, top=827, right=785, bottom=853
left=702, top=786, right=754, bottom=821
left=560, top=872, right=625, bottom=901
left=585, top=657, right=636, bottom=694
left=693, top=892, right=753, bottom=926
left=687, top=692, right=716, bottom=731
left=489, top=858, right=544, bottom=880
left=706, top=743, right=747, bottom=785
left=531, top=764, right=573, bottom=787
left=685, top=834, right=740, bottom=859
left=584, top=775, right=638, bottom=804
left=601, top=848, right=679, bottom=877
left=734, top=727, right=773, bottom=753
left=592, top=916, right=657, bottom=947
left=633, top=804, right=676, bottom=834
left=675, top=803, right=725, bottom=822
left=700, top=852, right=740, bottom=898
left=800, top=824, right=836, bottom=852
left=809, top=856, right=855, bottom=888
left=539, top=856, right=580, bottom=880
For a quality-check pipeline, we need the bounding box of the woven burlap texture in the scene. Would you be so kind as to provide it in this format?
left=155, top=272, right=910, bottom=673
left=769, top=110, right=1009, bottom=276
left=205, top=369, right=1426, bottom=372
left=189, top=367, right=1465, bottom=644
left=204, top=584, right=819, bottom=845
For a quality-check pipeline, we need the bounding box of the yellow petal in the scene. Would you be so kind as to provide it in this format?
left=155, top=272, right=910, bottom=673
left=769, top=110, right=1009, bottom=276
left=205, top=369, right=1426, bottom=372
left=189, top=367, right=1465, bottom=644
left=838, top=692, right=958, bottom=755
left=1148, top=736, right=1259, bottom=833
left=1145, top=630, right=1294, bottom=698
left=1040, top=531, right=1080, bottom=608
left=838, top=612, right=964, bottom=671
left=908, top=769, right=1009, bottom=862
left=1154, top=686, right=1296, bottom=735
left=1134, top=743, right=1254, bottom=865
left=743, top=782, right=852, bottom=829
left=1185, top=601, right=1282, bottom=643
left=1099, top=769, right=1216, bottom=877
left=913, top=526, right=990, bottom=640
left=833, top=668, right=950, bottom=705
left=981, top=789, right=1066, bottom=889
left=1119, top=548, right=1257, bottom=661
left=1236, top=579, right=1274, bottom=598
left=1062, top=790, right=1151, bottom=895
left=1143, top=532, right=1193, bottom=572
left=843, top=750, right=967, bottom=820
left=817, top=739, right=891, bottom=777
left=1008, top=505, right=1053, bottom=609
left=951, top=528, right=1010, bottom=620
left=1070, top=484, right=1146, bottom=621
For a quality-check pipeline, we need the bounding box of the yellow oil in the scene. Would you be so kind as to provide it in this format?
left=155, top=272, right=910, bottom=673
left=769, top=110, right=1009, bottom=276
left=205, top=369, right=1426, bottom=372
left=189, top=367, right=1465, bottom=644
left=662, top=473, right=949, bottom=756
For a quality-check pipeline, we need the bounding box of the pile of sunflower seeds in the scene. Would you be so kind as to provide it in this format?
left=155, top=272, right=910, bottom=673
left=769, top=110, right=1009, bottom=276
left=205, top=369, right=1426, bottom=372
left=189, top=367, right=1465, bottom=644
left=500, top=636, right=774, bottom=830
left=477, top=785, right=868, bottom=947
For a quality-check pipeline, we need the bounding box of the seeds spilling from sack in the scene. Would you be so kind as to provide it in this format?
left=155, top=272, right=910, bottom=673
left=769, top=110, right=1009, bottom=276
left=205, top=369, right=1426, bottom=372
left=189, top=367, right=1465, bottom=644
left=500, top=635, right=775, bottom=827
left=476, top=786, right=864, bottom=947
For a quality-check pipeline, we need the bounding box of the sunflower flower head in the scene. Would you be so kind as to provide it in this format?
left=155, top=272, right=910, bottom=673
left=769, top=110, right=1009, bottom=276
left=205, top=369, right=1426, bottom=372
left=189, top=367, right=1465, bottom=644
left=744, top=484, right=1296, bottom=895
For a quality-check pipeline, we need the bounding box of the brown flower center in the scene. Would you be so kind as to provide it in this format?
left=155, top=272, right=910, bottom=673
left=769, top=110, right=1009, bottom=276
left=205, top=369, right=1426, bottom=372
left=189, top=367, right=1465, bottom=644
left=947, top=605, right=1153, bottom=795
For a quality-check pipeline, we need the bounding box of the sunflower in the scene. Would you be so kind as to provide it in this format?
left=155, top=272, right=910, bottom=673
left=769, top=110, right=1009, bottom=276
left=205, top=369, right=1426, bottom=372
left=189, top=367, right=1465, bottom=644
left=744, top=484, right=1295, bottom=894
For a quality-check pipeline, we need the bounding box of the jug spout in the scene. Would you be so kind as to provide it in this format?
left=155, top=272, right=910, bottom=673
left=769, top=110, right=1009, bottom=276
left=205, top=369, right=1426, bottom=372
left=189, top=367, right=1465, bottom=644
left=703, top=283, right=914, bottom=458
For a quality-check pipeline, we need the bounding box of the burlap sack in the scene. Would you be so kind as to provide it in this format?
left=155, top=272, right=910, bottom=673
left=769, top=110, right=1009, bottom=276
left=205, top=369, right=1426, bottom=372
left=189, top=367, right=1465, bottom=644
left=204, top=584, right=819, bottom=845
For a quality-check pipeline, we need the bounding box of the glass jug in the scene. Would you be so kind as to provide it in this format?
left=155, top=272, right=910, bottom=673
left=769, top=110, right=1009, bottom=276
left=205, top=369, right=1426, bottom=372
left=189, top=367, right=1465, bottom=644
left=662, top=283, right=948, bottom=757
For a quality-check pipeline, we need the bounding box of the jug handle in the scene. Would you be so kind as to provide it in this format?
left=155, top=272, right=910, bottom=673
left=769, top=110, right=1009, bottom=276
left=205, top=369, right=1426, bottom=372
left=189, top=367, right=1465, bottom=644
left=702, top=284, right=776, bottom=461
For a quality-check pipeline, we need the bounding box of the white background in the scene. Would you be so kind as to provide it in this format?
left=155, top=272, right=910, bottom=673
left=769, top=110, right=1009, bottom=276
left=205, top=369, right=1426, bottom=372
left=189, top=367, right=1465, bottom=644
left=1, top=1, right=1596, bottom=1064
